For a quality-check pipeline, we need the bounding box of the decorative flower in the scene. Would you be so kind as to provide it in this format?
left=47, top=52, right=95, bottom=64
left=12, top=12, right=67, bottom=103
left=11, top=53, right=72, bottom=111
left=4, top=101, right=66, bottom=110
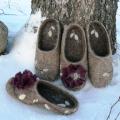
left=61, top=64, right=87, bottom=89
left=11, top=70, right=37, bottom=89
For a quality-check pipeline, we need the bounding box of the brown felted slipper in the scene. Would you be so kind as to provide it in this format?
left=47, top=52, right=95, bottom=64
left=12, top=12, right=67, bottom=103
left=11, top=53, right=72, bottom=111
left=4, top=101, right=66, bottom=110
left=6, top=70, right=78, bottom=115
left=86, top=21, right=113, bottom=88
left=60, top=24, right=87, bottom=91
left=35, top=19, right=61, bottom=81
left=0, top=21, right=8, bottom=54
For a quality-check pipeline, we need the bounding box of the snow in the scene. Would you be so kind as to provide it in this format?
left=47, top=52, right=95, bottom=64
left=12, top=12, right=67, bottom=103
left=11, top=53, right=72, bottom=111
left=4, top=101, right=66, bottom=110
left=0, top=0, right=120, bottom=120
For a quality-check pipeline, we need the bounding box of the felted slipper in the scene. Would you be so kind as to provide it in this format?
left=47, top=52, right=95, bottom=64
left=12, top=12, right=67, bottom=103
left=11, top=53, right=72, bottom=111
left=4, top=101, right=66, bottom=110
left=86, top=21, right=113, bottom=87
left=60, top=24, right=87, bottom=91
left=6, top=70, right=78, bottom=115
left=0, top=21, right=8, bottom=54
left=35, top=18, right=62, bottom=81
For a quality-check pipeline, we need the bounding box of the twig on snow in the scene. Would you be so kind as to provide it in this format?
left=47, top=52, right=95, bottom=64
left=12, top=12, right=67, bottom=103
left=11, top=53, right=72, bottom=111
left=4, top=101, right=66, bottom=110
left=106, top=97, right=120, bottom=120
left=115, top=112, right=120, bottom=120
left=0, top=9, right=17, bottom=16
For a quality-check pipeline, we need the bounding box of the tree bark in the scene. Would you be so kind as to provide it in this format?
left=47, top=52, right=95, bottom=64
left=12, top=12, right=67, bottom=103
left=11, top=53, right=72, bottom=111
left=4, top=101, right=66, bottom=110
left=31, top=0, right=119, bottom=54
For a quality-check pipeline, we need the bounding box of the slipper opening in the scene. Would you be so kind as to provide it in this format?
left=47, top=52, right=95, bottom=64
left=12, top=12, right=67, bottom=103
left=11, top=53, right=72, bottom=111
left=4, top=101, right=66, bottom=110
left=38, top=20, right=58, bottom=51
left=89, top=22, right=110, bottom=57
left=37, top=81, right=78, bottom=108
left=65, top=25, right=85, bottom=62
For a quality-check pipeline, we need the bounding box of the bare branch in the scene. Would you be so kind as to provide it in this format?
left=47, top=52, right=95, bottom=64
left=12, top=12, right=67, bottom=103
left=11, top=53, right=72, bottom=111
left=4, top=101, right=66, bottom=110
left=106, top=97, right=120, bottom=120
left=115, top=112, right=120, bottom=120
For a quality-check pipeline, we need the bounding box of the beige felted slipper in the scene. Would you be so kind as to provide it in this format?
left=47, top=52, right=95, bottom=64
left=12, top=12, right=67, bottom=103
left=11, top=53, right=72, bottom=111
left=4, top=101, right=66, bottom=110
left=0, top=21, right=8, bottom=54
left=6, top=70, right=78, bottom=115
left=60, top=24, right=87, bottom=91
left=35, top=19, right=62, bottom=81
left=86, top=21, right=113, bottom=88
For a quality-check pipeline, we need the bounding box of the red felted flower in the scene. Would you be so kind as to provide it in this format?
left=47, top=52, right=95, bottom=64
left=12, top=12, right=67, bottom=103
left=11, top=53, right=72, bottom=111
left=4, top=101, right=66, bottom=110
left=11, top=70, right=37, bottom=89
left=61, top=64, right=87, bottom=89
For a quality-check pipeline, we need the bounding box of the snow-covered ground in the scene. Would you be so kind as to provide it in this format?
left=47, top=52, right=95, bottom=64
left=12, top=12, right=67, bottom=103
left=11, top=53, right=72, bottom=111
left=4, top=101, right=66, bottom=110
left=0, top=0, right=120, bottom=120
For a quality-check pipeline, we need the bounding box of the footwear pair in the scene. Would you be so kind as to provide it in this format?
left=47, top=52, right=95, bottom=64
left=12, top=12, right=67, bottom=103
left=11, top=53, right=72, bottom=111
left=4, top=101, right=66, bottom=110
left=6, top=70, right=78, bottom=115
left=0, top=21, right=8, bottom=54
left=35, top=19, right=113, bottom=89
left=60, top=21, right=113, bottom=89
left=35, top=19, right=87, bottom=91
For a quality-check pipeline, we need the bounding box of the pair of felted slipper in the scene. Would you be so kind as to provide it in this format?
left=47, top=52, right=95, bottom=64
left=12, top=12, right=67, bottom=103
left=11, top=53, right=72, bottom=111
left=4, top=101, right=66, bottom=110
left=6, top=70, right=78, bottom=115
left=35, top=18, right=113, bottom=90
left=35, top=19, right=87, bottom=91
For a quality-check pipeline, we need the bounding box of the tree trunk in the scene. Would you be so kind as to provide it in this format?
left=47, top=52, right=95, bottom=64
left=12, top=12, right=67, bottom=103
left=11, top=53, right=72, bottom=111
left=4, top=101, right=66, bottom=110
left=31, top=0, right=119, bottom=54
